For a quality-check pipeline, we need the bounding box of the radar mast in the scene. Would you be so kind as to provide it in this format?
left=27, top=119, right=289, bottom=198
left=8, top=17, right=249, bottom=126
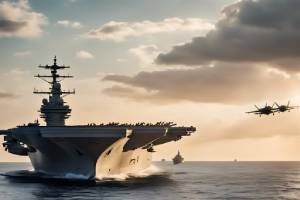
left=34, top=56, right=75, bottom=126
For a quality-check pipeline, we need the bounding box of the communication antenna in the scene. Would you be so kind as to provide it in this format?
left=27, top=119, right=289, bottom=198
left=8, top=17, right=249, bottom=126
left=33, top=56, right=75, bottom=126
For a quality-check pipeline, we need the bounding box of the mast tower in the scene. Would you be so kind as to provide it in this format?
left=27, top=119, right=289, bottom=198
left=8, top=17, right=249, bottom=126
left=33, top=56, right=75, bottom=126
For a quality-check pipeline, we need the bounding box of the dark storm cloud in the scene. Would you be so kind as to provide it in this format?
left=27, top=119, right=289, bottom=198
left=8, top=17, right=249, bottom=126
left=0, top=19, right=26, bottom=32
left=156, top=0, right=300, bottom=72
left=103, top=63, right=299, bottom=104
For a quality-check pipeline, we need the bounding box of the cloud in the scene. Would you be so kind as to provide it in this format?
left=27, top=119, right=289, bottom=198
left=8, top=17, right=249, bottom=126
left=57, top=20, right=82, bottom=29
left=85, top=17, right=214, bottom=42
left=14, top=50, right=32, bottom=57
left=103, top=63, right=299, bottom=104
left=129, top=45, right=160, bottom=67
left=76, top=50, right=94, bottom=59
left=0, top=0, right=47, bottom=38
left=156, top=0, right=300, bottom=72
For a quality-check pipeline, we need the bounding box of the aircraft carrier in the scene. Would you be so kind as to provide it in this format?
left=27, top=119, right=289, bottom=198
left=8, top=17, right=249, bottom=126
left=0, top=57, right=196, bottom=179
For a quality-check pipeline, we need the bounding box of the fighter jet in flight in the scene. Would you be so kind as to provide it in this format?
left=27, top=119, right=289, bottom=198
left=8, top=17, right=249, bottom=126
left=274, top=101, right=299, bottom=113
left=246, top=103, right=276, bottom=117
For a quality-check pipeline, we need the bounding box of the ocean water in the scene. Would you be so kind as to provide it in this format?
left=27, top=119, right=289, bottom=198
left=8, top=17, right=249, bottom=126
left=0, top=162, right=300, bottom=200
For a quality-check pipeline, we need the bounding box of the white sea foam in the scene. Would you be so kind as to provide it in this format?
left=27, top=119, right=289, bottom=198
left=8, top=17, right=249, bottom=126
left=128, top=164, right=163, bottom=178
left=96, top=164, right=164, bottom=181
left=96, top=173, right=128, bottom=181
left=2, top=165, right=164, bottom=181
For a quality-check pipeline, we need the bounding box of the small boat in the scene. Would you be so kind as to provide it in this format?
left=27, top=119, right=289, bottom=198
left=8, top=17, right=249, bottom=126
left=173, top=151, right=184, bottom=165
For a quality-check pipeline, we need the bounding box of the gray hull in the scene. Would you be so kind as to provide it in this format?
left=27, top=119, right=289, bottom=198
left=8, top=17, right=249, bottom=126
left=23, top=130, right=152, bottom=179
left=2, top=125, right=194, bottom=179
left=28, top=136, right=151, bottom=179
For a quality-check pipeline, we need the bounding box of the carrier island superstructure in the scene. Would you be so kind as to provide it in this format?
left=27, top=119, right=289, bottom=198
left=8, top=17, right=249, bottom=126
left=0, top=57, right=196, bottom=179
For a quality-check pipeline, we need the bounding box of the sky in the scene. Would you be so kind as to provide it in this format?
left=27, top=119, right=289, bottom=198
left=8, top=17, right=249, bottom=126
left=1, top=0, right=300, bottom=162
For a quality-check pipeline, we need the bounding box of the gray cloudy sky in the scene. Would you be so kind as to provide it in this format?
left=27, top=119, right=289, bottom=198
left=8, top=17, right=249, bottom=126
left=156, top=0, right=300, bottom=70
left=104, top=0, right=300, bottom=106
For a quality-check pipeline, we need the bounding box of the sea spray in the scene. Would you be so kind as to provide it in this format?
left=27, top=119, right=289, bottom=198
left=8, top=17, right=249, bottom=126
left=96, top=164, right=164, bottom=181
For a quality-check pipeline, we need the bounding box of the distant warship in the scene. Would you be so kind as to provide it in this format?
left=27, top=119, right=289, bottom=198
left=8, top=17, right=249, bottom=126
left=173, top=151, right=184, bottom=165
left=0, top=57, right=196, bottom=179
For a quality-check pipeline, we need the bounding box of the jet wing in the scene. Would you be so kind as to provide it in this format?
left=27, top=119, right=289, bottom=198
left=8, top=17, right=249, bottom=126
left=246, top=111, right=260, bottom=114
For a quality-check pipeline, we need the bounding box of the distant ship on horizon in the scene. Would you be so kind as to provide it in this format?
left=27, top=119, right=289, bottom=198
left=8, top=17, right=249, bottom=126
left=0, top=57, right=196, bottom=180
left=173, top=151, right=184, bottom=165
